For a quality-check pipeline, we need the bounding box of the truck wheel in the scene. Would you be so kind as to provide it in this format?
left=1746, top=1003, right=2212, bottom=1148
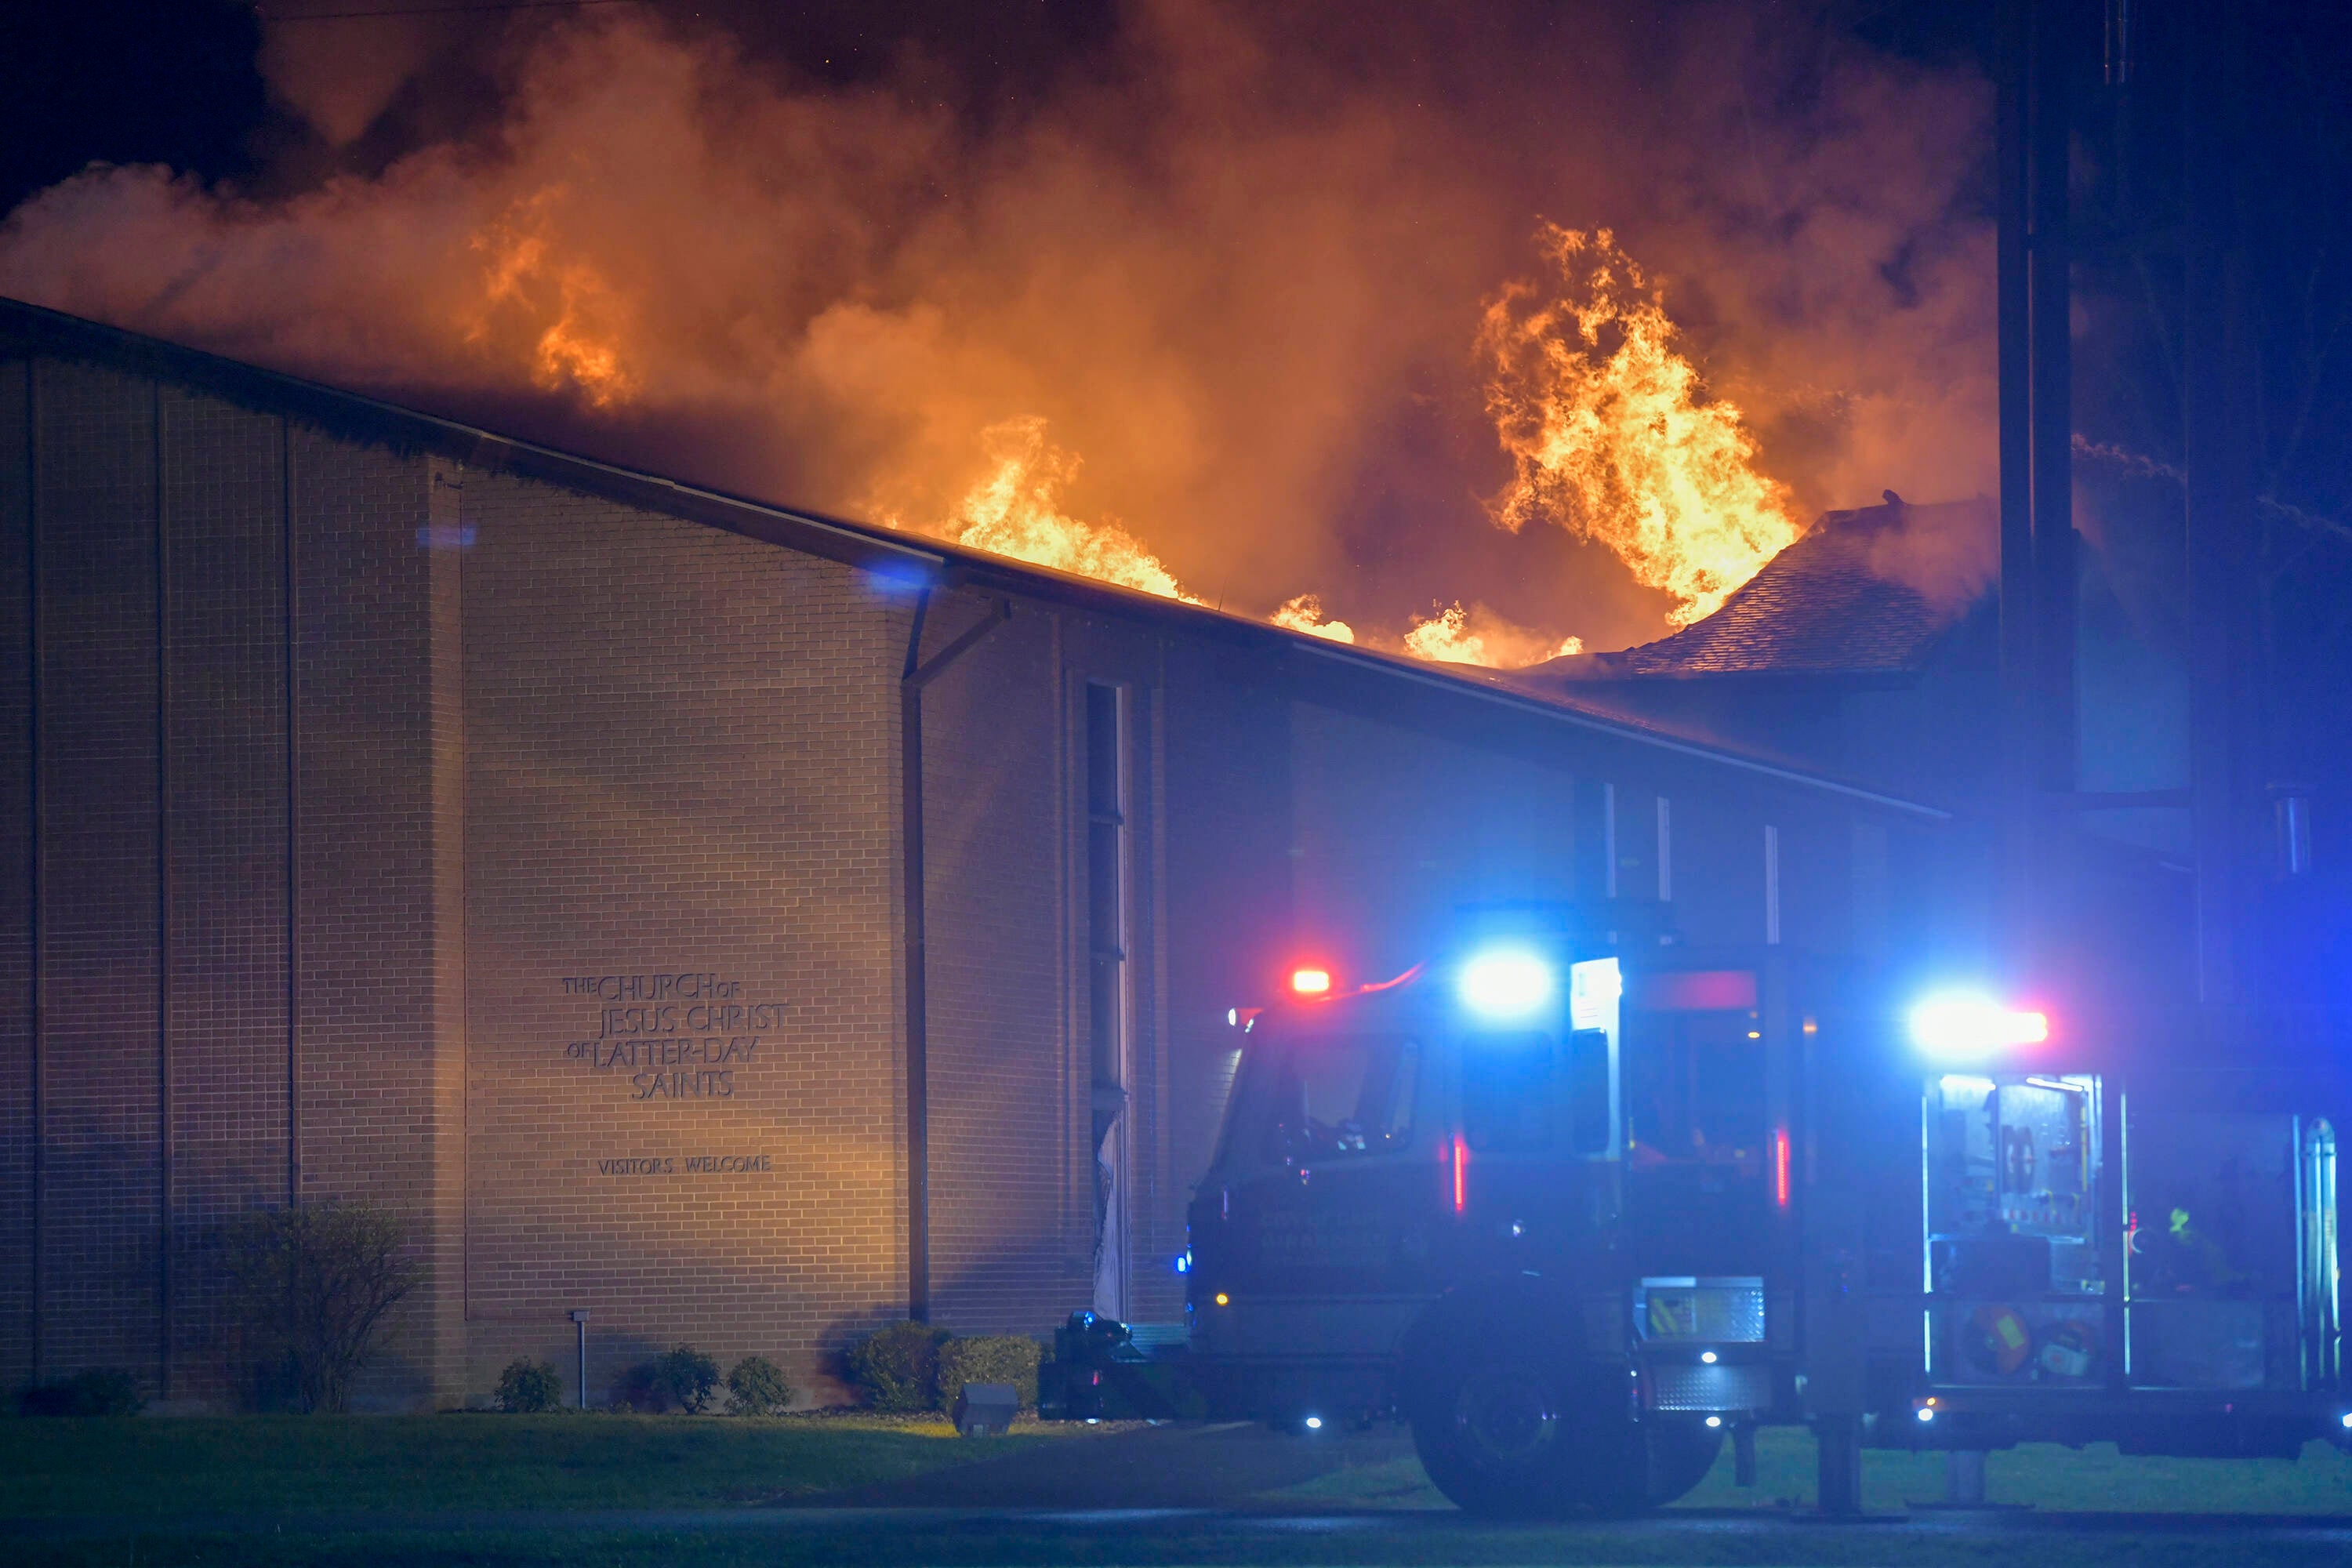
left=1645, top=1421, right=1725, bottom=1506
left=1407, top=1349, right=1576, bottom=1515
left=1406, top=1348, right=1648, bottom=1516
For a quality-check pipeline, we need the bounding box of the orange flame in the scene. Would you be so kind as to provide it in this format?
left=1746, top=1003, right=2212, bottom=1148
left=1403, top=602, right=1582, bottom=667
left=1481, top=226, right=1798, bottom=623
left=933, top=418, right=1200, bottom=602
left=1271, top=594, right=1356, bottom=644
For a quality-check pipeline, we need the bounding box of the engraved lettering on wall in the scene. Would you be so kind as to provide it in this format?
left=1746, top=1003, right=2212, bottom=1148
left=559, top=972, right=787, bottom=1101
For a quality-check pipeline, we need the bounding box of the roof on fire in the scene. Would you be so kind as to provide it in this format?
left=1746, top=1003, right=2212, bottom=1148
left=1530, top=495, right=1996, bottom=681
left=1, top=295, right=1944, bottom=818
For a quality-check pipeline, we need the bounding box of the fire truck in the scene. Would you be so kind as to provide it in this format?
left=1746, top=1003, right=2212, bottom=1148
left=1042, top=920, right=2348, bottom=1515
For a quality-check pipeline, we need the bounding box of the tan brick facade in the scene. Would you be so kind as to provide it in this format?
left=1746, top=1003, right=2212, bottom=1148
left=0, top=322, right=1909, bottom=1409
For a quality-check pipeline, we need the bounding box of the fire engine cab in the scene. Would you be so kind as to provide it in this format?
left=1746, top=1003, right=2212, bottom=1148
left=1042, top=920, right=2348, bottom=1516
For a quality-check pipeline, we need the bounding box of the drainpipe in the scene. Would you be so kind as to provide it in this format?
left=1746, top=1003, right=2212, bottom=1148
left=899, top=591, right=1011, bottom=1323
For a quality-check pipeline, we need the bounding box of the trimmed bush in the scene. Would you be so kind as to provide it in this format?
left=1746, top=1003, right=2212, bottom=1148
left=615, top=1359, right=666, bottom=1413
left=18, top=1368, right=145, bottom=1417
left=654, top=1345, right=721, bottom=1414
left=725, top=1355, right=793, bottom=1416
left=938, top=1335, right=1042, bottom=1413
left=843, top=1322, right=949, bottom=1412
left=493, top=1358, right=563, bottom=1413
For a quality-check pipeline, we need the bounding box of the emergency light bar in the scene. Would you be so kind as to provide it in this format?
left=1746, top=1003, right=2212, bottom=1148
left=1458, top=949, right=1555, bottom=1020
left=1907, top=993, right=2049, bottom=1061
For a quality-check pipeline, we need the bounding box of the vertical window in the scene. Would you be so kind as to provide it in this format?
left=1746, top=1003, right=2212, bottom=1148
left=1085, top=683, right=1127, bottom=1102
left=1656, top=797, right=1674, bottom=902
left=1602, top=782, right=1619, bottom=898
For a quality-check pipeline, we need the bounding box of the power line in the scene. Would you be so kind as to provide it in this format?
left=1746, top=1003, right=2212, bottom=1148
left=257, top=0, right=648, bottom=24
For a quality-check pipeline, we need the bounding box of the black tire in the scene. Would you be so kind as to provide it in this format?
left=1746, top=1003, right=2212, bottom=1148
left=1407, top=1348, right=1575, bottom=1515
left=1405, top=1342, right=1730, bottom=1516
left=1406, top=1347, right=1649, bottom=1517
left=1644, top=1421, right=1725, bottom=1507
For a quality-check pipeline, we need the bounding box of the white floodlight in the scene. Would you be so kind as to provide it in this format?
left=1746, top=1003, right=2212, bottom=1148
left=1458, top=949, right=1555, bottom=1020
left=1907, top=993, right=2049, bottom=1061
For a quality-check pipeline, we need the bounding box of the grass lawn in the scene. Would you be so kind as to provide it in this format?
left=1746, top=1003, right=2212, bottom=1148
left=0, top=1412, right=1073, bottom=1518
left=7, top=1416, right=2351, bottom=1568
left=1273, top=1425, right=2352, bottom=1514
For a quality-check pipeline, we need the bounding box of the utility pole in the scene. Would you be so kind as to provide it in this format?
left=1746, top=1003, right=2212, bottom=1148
left=2181, top=0, right=2257, bottom=1018
left=1995, top=0, right=2079, bottom=990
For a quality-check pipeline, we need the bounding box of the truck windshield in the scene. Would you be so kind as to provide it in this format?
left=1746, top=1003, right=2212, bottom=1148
left=1240, top=1034, right=1420, bottom=1164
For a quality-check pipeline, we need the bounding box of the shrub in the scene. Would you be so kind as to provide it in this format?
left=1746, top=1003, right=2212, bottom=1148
left=494, top=1358, right=563, bottom=1413
left=843, top=1322, right=949, bottom=1412
left=215, top=1201, right=420, bottom=1414
left=18, top=1368, right=145, bottom=1417
left=615, top=1359, right=666, bottom=1413
left=938, top=1335, right=1043, bottom=1413
left=654, top=1345, right=721, bottom=1414
left=725, top=1355, right=793, bottom=1416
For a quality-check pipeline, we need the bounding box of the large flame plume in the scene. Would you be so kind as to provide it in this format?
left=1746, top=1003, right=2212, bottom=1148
left=1481, top=226, right=1802, bottom=624
left=0, top=6, right=1995, bottom=666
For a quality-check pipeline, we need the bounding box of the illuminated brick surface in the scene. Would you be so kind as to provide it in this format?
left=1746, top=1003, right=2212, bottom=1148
left=0, top=339, right=1886, bottom=1410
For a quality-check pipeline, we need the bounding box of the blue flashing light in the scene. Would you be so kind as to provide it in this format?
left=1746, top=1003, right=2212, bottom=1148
left=2341, top=1411, right=2352, bottom=1430
left=1908, top=992, right=2049, bottom=1061
left=1174, top=1249, right=1192, bottom=1274
left=1303, top=1415, right=1323, bottom=1431
left=1458, top=949, right=1555, bottom=1020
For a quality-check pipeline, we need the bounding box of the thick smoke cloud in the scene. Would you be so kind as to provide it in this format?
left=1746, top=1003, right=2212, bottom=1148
left=0, top=1, right=1994, bottom=653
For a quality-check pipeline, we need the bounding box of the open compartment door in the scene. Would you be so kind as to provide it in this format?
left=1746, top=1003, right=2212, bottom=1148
left=1922, top=1072, right=2110, bottom=1388
left=2125, top=1109, right=2307, bottom=1390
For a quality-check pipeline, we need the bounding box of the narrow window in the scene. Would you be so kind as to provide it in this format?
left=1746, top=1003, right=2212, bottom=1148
left=1085, top=682, right=1127, bottom=1108
left=1656, top=796, right=1674, bottom=902
left=1602, top=782, right=1619, bottom=899
left=1084, top=683, right=1128, bottom=1312
left=1763, top=824, right=1782, bottom=946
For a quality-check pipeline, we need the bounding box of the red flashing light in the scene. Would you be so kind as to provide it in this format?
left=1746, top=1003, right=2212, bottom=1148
left=1290, top=968, right=1333, bottom=996
left=1773, top=1127, right=1791, bottom=1209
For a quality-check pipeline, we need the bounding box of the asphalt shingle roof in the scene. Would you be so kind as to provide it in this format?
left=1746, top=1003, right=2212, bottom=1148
left=1552, top=493, right=1994, bottom=678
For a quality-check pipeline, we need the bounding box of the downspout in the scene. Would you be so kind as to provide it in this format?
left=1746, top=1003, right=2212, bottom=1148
left=899, top=591, right=1011, bottom=1323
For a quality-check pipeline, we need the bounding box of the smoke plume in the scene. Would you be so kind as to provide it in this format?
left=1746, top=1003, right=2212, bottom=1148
left=0, top=2, right=1996, bottom=658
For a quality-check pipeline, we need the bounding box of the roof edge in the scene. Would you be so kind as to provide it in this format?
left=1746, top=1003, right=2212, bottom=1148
left=0, top=296, right=1947, bottom=820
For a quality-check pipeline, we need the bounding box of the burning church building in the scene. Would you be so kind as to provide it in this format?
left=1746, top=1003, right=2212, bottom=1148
left=0, top=300, right=1951, bottom=1410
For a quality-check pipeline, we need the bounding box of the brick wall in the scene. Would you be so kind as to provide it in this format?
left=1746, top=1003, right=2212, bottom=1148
left=289, top=428, right=465, bottom=1406
left=456, top=469, right=908, bottom=1406
left=920, top=597, right=1087, bottom=1332
left=31, top=361, right=164, bottom=1384
left=0, top=336, right=1896, bottom=1409
left=0, top=361, right=32, bottom=1390
left=1289, top=701, right=1582, bottom=982
left=160, top=388, right=290, bottom=1403
left=1160, top=642, right=1294, bottom=1269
